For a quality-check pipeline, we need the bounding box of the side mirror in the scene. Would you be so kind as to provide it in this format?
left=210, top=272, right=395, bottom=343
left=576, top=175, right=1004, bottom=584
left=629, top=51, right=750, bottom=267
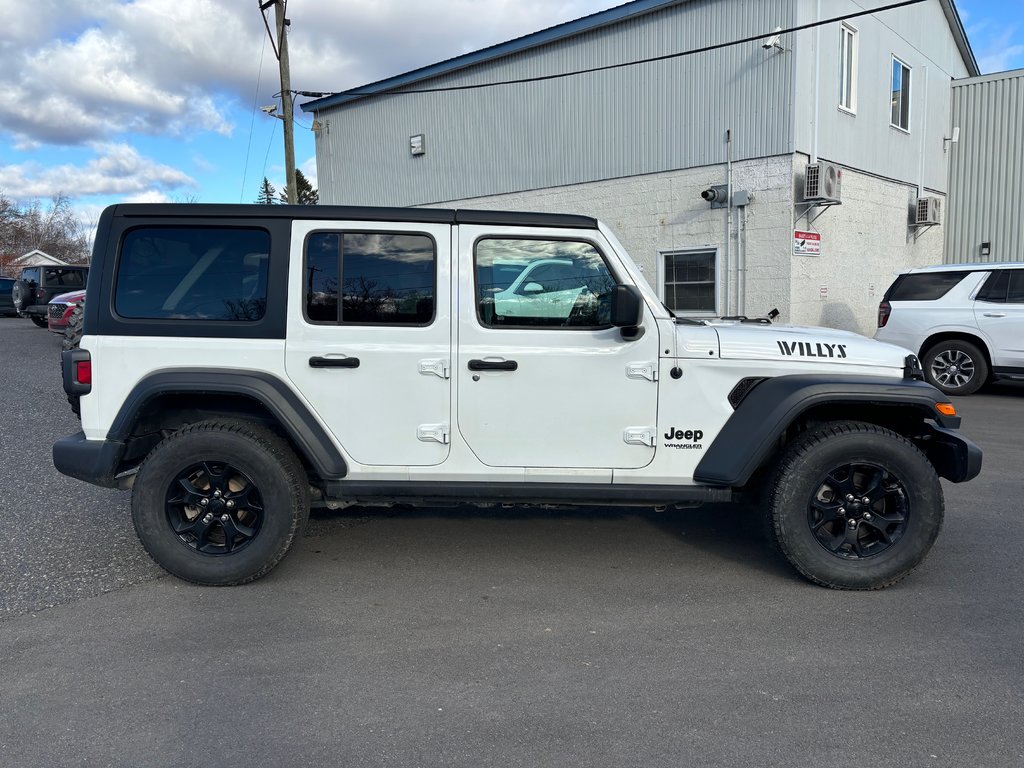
left=521, top=282, right=544, bottom=294
left=610, top=284, right=645, bottom=339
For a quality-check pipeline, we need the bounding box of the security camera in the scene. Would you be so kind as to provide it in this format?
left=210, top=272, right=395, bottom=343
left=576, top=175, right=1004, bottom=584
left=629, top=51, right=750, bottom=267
left=259, top=105, right=278, bottom=115
left=762, top=27, right=783, bottom=50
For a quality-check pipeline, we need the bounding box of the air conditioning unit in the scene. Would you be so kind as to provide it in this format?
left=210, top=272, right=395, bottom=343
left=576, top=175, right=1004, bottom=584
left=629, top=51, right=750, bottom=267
left=804, top=162, right=843, bottom=204
left=914, top=196, right=942, bottom=226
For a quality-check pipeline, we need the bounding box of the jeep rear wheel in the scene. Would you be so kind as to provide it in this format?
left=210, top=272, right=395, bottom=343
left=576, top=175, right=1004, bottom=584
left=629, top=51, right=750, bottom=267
left=767, top=422, right=943, bottom=590
left=131, top=421, right=310, bottom=585
left=922, top=339, right=988, bottom=396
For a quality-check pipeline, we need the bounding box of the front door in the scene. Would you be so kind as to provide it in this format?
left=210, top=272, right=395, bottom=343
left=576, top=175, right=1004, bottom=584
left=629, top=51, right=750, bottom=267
left=285, top=220, right=452, bottom=467
left=975, top=269, right=1024, bottom=369
left=456, top=225, right=660, bottom=469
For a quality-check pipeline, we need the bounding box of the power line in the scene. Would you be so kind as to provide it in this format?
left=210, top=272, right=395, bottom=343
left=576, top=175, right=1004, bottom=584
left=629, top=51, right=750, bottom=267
left=306, top=0, right=928, bottom=102
left=240, top=35, right=268, bottom=202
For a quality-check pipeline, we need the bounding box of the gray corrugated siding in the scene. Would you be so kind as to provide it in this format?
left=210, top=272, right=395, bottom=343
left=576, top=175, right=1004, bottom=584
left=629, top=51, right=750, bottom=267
left=313, top=0, right=795, bottom=206
left=946, top=70, right=1024, bottom=263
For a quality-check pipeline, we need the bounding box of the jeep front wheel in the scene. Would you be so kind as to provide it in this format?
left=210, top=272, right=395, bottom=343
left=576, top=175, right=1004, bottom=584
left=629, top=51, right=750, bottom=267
left=767, top=422, right=943, bottom=590
left=131, top=421, right=310, bottom=585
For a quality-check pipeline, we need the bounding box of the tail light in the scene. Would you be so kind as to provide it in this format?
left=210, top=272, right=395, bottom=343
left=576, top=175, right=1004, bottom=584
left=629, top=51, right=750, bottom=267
left=76, top=360, right=92, bottom=385
left=36, top=289, right=45, bottom=299
left=877, top=300, right=891, bottom=328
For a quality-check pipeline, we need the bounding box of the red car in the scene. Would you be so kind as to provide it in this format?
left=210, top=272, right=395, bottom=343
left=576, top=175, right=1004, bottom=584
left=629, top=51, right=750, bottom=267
left=47, top=289, right=86, bottom=334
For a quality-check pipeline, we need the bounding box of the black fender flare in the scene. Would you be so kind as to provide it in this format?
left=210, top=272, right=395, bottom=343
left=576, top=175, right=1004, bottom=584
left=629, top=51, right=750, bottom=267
left=693, top=374, right=976, bottom=486
left=109, top=369, right=348, bottom=479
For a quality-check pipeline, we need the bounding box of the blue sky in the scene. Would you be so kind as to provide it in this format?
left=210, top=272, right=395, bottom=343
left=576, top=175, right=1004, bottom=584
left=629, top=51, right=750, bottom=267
left=0, top=0, right=1021, bottom=230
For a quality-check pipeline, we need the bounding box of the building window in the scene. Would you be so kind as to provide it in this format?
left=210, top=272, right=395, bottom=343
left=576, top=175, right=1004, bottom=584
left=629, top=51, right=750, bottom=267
left=890, top=56, right=911, bottom=132
left=839, top=23, right=857, bottom=113
left=661, top=249, right=717, bottom=315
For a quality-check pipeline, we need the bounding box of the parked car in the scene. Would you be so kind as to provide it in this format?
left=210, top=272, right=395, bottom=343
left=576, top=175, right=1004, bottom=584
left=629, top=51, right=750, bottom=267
left=0, top=277, right=17, bottom=317
left=54, top=203, right=980, bottom=591
left=47, top=289, right=87, bottom=334
left=875, top=262, right=1024, bottom=395
left=12, top=265, right=89, bottom=327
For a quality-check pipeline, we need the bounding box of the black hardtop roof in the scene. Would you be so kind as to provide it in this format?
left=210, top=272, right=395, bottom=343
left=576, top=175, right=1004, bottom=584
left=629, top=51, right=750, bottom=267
left=106, top=203, right=598, bottom=230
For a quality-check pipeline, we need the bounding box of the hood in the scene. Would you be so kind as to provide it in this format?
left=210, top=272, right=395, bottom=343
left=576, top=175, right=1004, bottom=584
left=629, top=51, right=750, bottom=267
left=713, top=322, right=911, bottom=371
left=50, top=290, right=86, bottom=304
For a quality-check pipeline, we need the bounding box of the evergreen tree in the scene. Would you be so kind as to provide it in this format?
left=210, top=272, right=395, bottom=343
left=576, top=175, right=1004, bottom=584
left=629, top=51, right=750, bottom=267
left=256, top=177, right=277, bottom=205
left=279, top=169, right=319, bottom=205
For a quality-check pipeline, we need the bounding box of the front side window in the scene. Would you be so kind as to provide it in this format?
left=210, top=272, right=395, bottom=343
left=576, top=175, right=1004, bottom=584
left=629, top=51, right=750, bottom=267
left=304, top=231, right=435, bottom=325
left=115, top=228, right=270, bottom=321
left=662, top=249, right=717, bottom=314
left=839, top=23, right=857, bottom=113
left=890, top=56, right=911, bottom=131
left=475, top=238, right=615, bottom=328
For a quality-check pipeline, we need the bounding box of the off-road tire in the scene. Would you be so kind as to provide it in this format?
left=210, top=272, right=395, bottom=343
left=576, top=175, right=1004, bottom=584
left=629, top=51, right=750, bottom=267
left=11, top=280, right=34, bottom=312
left=62, top=302, right=85, bottom=351
left=922, top=339, right=988, bottom=396
left=767, top=421, right=944, bottom=590
left=131, top=420, right=310, bottom=585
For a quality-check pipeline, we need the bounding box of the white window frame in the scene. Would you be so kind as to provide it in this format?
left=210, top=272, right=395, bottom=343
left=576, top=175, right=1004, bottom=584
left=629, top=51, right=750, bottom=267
left=657, top=247, right=719, bottom=317
left=890, top=55, right=912, bottom=133
left=838, top=22, right=858, bottom=114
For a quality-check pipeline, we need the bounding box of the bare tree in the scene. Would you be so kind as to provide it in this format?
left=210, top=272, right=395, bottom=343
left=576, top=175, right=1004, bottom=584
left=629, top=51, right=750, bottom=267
left=0, top=192, right=90, bottom=273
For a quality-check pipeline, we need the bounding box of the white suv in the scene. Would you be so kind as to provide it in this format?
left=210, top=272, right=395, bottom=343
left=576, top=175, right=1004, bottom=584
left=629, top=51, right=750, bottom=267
left=54, top=204, right=981, bottom=590
left=874, top=263, right=1024, bottom=396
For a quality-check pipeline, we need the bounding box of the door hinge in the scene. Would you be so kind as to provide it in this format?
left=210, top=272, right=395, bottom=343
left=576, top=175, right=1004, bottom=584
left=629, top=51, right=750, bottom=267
left=418, top=359, right=450, bottom=379
left=417, top=423, right=450, bottom=444
left=623, top=427, right=656, bottom=447
left=626, top=362, right=658, bottom=382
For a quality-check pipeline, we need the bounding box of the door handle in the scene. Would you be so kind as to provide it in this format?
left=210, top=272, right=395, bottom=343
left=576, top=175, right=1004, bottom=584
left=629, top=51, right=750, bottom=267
left=983, top=312, right=1006, bottom=318
left=468, top=359, right=518, bottom=371
left=309, top=356, right=360, bottom=368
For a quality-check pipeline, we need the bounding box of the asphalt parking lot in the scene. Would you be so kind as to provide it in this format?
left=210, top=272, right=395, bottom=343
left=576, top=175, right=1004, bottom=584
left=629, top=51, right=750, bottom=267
left=1, top=318, right=1022, bottom=768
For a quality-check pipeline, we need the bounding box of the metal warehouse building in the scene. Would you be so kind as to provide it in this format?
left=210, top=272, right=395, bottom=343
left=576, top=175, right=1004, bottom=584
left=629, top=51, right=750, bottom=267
left=302, top=0, right=978, bottom=335
left=946, top=67, right=1024, bottom=264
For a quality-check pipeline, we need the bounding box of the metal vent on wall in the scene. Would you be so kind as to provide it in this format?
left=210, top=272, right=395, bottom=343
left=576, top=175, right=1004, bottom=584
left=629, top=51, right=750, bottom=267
left=804, top=162, right=843, bottom=204
left=914, top=196, right=941, bottom=226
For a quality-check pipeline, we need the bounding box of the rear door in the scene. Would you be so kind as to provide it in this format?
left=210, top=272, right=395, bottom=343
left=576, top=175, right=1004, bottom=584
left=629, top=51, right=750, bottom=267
left=285, top=220, right=452, bottom=467
left=975, top=269, right=1024, bottom=369
left=456, top=225, right=661, bottom=470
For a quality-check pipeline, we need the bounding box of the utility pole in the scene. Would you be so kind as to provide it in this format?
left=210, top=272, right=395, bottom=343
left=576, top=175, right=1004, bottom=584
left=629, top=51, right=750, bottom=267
left=260, top=0, right=297, bottom=204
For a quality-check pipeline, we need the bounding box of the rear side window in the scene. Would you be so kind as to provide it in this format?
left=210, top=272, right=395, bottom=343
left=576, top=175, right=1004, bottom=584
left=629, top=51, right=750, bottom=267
left=885, top=271, right=971, bottom=301
left=115, top=227, right=270, bottom=321
left=977, top=270, right=1024, bottom=303
left=304, top=231, right=435, bottom=325
left=43, top=268, right=87, bottom=288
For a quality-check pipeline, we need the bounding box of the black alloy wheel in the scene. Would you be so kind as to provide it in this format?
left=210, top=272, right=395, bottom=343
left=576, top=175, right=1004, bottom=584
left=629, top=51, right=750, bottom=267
left=766, top=421, right=943, bottom=590
left=166, top=460, right=264, bottom=556
left=132, top=420, right=310, bottom=585
left=806, top=463, right=908, bottom=560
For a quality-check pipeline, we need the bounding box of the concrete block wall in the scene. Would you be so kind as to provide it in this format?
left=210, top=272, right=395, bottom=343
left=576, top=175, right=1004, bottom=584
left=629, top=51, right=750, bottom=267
left=426, top=156, right=796, bottom=321
left=789, top=154, right=946, bottom=335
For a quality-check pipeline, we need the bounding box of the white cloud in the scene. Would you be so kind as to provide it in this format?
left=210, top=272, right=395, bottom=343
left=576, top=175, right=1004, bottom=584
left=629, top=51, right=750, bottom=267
left=0, top=0, right=611, bottom=147
left=0, top=143, right=195, bottom=200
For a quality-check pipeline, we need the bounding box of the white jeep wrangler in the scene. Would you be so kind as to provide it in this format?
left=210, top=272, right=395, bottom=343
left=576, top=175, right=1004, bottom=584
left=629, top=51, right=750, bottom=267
left=55, top=204, right=981, bottom=589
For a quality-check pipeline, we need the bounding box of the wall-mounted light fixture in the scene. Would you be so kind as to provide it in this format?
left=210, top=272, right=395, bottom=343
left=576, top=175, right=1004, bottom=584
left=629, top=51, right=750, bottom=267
left=410, top=134, right=425, bottom=156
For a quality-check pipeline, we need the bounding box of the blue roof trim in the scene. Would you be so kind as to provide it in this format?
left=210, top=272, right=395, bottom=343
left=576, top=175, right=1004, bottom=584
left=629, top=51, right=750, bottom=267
left=300, top=0, right=683, bottom=113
